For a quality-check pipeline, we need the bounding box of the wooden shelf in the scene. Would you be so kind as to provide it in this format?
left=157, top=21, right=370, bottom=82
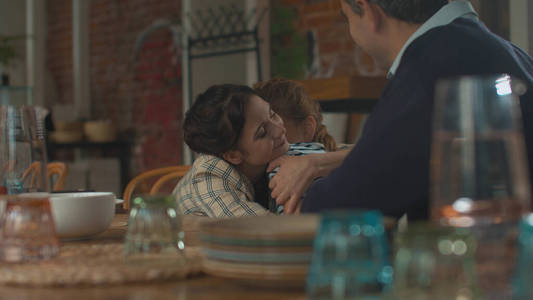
left=297, top=76, right=388, bottom=113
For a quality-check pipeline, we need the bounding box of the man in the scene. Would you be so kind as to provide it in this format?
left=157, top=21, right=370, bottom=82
left=268, top=0, right=533, bottom=219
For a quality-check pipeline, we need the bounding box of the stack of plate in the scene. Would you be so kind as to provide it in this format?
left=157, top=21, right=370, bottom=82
left=198, top=214, right=319, bottom=288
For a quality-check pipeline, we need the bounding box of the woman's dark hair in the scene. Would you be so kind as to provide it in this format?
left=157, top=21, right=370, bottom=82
left=254, top=78, right=336, bottom=152
left=183, top=84, right=258, bottom=156
left=345, top=0, right=448, bottom=24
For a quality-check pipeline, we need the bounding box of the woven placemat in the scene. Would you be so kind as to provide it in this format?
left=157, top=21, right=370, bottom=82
left=0, top=244, right=203, bottom=287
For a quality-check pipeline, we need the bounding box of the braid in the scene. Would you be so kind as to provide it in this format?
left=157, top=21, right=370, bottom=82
left=315, top=123, right=337, bottom=152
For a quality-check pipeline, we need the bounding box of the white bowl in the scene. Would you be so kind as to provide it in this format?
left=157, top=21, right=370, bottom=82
left=49, top=192, right=116, bottom=240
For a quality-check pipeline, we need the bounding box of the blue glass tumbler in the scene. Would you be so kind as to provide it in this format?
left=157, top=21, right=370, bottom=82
left=306, top=210, right=393, bottom=300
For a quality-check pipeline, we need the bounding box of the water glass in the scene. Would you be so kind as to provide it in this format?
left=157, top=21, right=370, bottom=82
left=430, top=74, right=529, bottom=297
left=511, top=213, right=533, bottom=299
left=392, top=223, right=479, bottom=300
left=124, top=195, right=184, bottom=258
left=306, top=210, right=393, bottom=300
left=430, top=74, right=530, bottom=225
left=0, top=106, right=49, bottom=194
left=0, top=193, right=59, bottom=262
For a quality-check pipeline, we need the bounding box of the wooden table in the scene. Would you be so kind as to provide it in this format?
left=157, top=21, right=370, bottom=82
left=0, top=213, right=307, bottom=300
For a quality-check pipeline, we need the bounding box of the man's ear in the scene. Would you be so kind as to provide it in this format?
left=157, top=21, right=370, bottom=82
left=222, top=150, right=244, bottom=165
left=355, top=0, right=384, bottom=32
left=303, top=116, right=317, bottom=142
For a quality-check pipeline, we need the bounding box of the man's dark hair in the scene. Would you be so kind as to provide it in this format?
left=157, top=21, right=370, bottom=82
left=183, top=84, right=257, bottom=156
left=345, top=0, right=448, bottom=24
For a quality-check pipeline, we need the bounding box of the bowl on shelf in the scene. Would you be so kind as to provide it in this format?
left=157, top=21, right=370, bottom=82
left=49, top=192, right=116, bottom=240
left=84, top=120, right=117, bottom=143
left=54, top=121, right=84, bottom=132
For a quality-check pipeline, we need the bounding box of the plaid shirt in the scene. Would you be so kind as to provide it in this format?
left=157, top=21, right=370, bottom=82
left=173, top=154, right=269, bottom=217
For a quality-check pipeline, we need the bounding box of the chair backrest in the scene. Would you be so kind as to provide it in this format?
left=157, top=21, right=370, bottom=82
left=22, top=162, right=69, bottom=191
left=123, top=165, right=191, bottom=210
left=47, top=162, right=69, bottom=191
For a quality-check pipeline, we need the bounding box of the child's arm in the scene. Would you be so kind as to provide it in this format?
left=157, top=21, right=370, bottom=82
left=266, top=149, right=350, bottom=214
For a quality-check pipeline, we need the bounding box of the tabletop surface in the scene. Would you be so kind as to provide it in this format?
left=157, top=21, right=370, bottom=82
left=0, top=213, right=307, bottom=300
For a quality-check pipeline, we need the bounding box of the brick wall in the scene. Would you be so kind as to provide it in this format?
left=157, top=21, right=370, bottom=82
left=275, top=0, right=383, bottom=79
left=46, top=0, right=73, bottom=105
left=47, top=0, right=183, bottom=178
left=89, top=0, right=183, bottom=174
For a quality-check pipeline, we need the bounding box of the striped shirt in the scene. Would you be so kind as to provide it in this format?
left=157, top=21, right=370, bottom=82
left=268, top=142, right=327, bottom=214
left=173, top=154, right=269, bottom=218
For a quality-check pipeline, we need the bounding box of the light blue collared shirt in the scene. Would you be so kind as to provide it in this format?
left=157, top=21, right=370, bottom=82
left=387, top=0, right=479, bottom=78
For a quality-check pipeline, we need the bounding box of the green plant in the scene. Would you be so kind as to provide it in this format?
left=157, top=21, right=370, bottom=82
left=0, top=35, right=25, bottom=66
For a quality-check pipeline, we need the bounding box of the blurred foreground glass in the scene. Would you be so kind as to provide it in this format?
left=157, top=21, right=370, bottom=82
left=430, top=74, right=530, bottom=225
left=0, top=193, right=59, bottom=262
left=430, top=74, right=529, bottom=298
left=392, top=224, right=479, bottom=300
left=511, top=214, right=533, bottom=299
left=306, top=210, right=393, bottom=300
left=124, top=195, right=184, bottom=258
left=0, top=106, right=49, bottom=194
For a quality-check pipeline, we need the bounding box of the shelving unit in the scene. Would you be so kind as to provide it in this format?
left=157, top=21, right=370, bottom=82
left=297, top=76, right=388, bottom=113
left=181, top=3, right=267, bottom=163
left=185, top=4, right=268, bottom=103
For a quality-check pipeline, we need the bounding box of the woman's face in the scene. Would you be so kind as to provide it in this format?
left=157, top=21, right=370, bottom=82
left=236, top=95, right=289, bottom=167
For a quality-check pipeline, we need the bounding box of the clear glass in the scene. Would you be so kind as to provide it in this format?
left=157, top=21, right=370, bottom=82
left=0, top=106, right=49, bottom=194
left=306, top=210, right=393, bottom=300
left=430, top=74, right=529, bottom=298
left=431, top=74, right=530, bottom=225
left=124, top=195, right=184, bottom=258
left=511, top=214, right=533, bottom=299
left=391, top=223, right=480, bottom=300
left=0, top=193, right=59, bottom=262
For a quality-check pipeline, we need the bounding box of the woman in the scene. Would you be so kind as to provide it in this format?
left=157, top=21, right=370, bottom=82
left=174, top=84, right=289, bottom=217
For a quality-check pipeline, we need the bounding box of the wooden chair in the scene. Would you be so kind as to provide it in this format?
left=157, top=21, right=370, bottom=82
left=47, top=162, right=69, bottom=191
left=21, top=161, right=69, bottom=191
left=122, top=165, right=191, bottom=210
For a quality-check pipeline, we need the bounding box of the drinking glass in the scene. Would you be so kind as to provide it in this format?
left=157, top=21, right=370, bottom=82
left=391, top=223, right=479, bottom=300
left=0, top=193, right=59, bottom=262
left=0, top=106, right=49, bottom=194
left=511, top=213, right=533, bottom=299
left=430, top=74, right=529, bottom=297
left=306, top=210, right=393, bottom=300
left=124, top=195, right=184, bottom=258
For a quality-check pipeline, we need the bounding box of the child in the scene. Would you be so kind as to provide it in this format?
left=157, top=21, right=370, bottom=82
left=254, top=78, right=336, bottom=151
left=254, top=78, right=337, bottom=213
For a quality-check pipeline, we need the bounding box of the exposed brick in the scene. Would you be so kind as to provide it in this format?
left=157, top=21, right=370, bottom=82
left=281, top=0, right=303, bottom=6
left=301, top=1, right=334, bottom=15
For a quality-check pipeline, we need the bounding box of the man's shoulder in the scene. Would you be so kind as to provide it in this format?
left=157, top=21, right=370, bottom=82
left=393, top=17, right=525, bottom=88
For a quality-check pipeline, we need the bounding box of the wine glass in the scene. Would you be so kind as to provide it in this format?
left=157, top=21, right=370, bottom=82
left=430, top=74, right=530, bottom=298
left=0, top=105, right=49, bottom=194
